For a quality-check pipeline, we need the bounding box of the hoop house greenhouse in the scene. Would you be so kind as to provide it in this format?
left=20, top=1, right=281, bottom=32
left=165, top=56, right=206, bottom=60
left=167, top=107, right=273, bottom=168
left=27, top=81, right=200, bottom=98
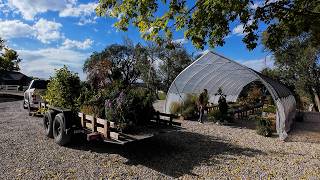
left=165, top=51, right=296, bottom=139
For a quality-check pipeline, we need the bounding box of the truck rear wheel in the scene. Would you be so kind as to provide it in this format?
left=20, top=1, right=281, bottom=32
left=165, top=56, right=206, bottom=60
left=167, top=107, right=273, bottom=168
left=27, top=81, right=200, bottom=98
left=27, top=101, right=32, bottom=116
left=43, top=110, right=54, bottom=138
left=23, top=100, right=27, bottom=109
left=53, top=113, right=71, bottom=146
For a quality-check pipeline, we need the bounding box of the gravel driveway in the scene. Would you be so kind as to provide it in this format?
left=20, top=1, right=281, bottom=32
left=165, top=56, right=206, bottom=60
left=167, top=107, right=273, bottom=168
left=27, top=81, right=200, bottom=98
left=0, top=98, right=319, bottom=179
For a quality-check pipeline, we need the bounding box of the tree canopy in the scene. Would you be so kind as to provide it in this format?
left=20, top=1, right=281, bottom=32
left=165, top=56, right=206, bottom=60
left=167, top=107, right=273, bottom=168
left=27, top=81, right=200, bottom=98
left=96, top=0, right=320, bottom=50
left=0, top=37, right=21, bottom=71
left=83, top=40, right=192, bottom=92
left=83, top=43, right=142, bottom=89
left=262, top=35, right=320, bottom=111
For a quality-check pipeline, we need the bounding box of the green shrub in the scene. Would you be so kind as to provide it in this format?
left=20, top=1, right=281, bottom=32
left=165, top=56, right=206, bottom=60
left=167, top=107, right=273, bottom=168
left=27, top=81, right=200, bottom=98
left=181, top=94, right=198, bottom=119
left=158, top=91, right=166, bottom=100
left=207, top=109, right=221, bottom=122
left=170, top=102, right=182, bottom=115
left=43, top=66, right=81, bottom=112
left=105, top=87, right=155, bottom=132
left=262, top=105, right=276, bottom=113
left=181, top=106, right=197, bottom=119
left=256, top=117, right=273, bottom=137
left=80, top=105, right=96, bottom=116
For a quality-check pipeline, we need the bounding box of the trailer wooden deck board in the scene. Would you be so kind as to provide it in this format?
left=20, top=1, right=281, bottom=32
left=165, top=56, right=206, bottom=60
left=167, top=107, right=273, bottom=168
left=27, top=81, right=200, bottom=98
left=79, top=112, right=182, bottom=144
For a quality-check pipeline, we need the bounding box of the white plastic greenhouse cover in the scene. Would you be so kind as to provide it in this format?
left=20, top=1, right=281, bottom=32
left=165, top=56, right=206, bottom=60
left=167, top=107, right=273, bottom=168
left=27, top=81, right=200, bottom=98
left=165, top=51, right=296, bottom=139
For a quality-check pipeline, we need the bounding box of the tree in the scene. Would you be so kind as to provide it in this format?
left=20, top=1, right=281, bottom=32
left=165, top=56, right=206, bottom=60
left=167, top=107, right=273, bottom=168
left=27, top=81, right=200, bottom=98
left=263, top=35, right=320, bottom=111
left=156, top=45, right=192, bottom=91
left=96, top=0, right=320, bottom=50
left=135, top=43, right=161, bottom=93
left=0, top=38, right=21, bottom=71
left=43, top=66, right=81, bottom=112
left=83, top=42, right=144, bottom=89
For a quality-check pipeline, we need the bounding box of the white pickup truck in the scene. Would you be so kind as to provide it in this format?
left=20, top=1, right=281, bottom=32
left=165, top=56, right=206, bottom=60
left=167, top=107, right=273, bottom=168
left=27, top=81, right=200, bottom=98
left=23, top=79, right=48, bottom=115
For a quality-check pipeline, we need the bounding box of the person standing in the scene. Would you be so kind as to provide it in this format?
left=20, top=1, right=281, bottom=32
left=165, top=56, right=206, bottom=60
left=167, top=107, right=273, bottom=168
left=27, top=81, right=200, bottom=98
left=198, top=89, right=208, bottom=123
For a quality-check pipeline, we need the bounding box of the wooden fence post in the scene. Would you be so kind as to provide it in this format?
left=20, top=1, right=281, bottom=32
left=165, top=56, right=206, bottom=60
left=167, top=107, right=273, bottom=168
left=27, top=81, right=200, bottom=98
left=105, top=121, right=110, bottom=139
left=81, top=113, right=85, bottom=128
left=92, top=114, right=97, bottom=132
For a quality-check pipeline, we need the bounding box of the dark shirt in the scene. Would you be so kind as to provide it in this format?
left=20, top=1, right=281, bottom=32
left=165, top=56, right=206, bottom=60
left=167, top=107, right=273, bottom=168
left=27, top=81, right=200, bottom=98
left=199, top=92, right=208, bottom=106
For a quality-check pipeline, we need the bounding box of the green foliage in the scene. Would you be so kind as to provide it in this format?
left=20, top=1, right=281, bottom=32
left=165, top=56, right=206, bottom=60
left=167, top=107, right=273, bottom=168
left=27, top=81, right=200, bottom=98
left=83, top=42, right=142, bottom=89
left=181, top=106, right=196, bottom=119
left=170, top=94, right=198, bottom=119
left=263, top=35, right=320, bottom=111
left=262, top=105, right=276, bottom=114
left=96, top=0, right=320, bottom=50
left=260, top=1, right=320, bottom=52
left=0, top=38, right=21, bottom=71
left=207, top=109, right=221, bottom=122
left=181, top=94, right=198, bottom=119
left=96, top=0, right=256, bottom=49
left=105, top=87, right=155, bottom=132
left=44, top=66, right=81, bottom=112
left=157, top=91, right=166, bottom=100
left=216, top=88, right=228, bottom=118
left=157, top=45, right=192, bottom=90
left=256, top=117, right=273, bottom=137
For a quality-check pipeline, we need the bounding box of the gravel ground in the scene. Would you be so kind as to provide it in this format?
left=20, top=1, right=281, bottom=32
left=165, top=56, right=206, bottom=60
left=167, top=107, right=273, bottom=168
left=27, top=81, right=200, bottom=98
left=0, top=98, right=319, bottom=179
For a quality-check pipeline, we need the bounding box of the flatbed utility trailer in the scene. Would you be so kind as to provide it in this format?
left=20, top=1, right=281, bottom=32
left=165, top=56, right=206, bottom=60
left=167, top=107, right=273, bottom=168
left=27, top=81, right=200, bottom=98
left=41, top=103, right=182, bottom=146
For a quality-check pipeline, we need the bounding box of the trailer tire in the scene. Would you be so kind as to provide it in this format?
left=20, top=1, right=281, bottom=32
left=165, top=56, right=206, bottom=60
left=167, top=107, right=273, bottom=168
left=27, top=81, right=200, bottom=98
left=53, top=113, right=71, bottom=146
left=43, top=110, right=54, bottom=138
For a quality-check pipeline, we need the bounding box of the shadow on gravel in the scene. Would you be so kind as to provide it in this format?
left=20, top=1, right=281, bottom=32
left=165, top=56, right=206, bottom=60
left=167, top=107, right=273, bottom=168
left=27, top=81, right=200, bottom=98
left=0, top=94, right=23, bottom=103
left=286, top=121, right=320, bottom=144
left=68, top=131, right=265, bottom=178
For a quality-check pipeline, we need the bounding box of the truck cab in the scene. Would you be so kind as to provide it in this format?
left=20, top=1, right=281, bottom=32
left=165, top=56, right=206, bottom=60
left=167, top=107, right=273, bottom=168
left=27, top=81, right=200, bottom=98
left=23, top=79, right=48, bottom=115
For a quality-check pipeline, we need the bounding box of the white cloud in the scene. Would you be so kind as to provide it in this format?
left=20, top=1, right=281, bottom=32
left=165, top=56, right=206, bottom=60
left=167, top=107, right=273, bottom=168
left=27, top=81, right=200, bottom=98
left=0, top=19, right=62, bottom=43
left=232, top=24, right=246, bottom=36
left=0, top=20, right=34, bottom=39
left=62, top=38, right=93, bottom=49
left=59, top=2, right=97, bottom=17
left=59, top=2, right=98, bottom=25
left=173, top=38, right=188, bottom=45
left=238, top=56, right=274, bottom=72
left=33, top=18, right=62, bottom=43
left=18, top=47, right=89, bottom=80
left=2, top=0, right=97, bottom=22
left=232, top=19, right=254, bottom=36
left=7, top=0, right=67, bottom=20
left=77, top=16, right=96, bottom=26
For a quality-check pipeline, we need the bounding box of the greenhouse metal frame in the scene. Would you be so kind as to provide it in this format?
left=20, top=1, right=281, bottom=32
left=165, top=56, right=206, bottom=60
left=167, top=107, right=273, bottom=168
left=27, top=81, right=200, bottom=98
left=165, top=51, right=296, bottom=139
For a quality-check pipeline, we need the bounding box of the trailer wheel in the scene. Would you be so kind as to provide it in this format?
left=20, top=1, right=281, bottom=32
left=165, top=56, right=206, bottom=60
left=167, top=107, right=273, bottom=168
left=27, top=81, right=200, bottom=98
left=43, top=110, right=54, bottom=138
left=53, top=113, right=71, bottom=146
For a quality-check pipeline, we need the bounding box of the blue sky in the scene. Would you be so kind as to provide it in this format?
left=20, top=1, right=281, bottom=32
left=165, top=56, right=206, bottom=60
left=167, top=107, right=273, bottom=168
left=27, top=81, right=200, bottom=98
left=0, top=0, right=273, bottom=80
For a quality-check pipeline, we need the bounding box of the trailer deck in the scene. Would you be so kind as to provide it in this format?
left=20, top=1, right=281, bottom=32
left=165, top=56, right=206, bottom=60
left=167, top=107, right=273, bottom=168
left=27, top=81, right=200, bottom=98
left=79, top=112, right=182, bottom=145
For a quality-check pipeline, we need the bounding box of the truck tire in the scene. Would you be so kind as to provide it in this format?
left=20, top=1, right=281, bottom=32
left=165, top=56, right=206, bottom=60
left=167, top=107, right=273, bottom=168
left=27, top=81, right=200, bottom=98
left=23, top=100, right=27, bottom=109
left=53, top=113, right=71, bottom=146
left=43, top=110, right=54, bottom=138
left=27, top=101, right=32, bottom=116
